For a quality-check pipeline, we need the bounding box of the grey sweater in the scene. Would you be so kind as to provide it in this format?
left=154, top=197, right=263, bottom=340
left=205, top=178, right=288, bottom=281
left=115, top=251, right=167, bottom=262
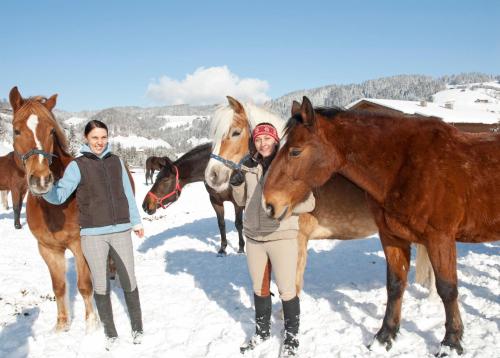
left=231, top=164, right=315, bottom=241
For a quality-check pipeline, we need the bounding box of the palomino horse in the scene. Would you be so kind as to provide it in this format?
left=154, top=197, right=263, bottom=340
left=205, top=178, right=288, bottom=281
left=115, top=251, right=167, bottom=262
left=263, top=96, right=500, bottom=355
left=204, top=96, right=433, bottom=294
left=9, top=87, right=96, bottom=331
left=145, top=155, right=167, bottom=184
left=0, top=152, right=28, bottom=228
left=142, top=143, right=245, bottom=255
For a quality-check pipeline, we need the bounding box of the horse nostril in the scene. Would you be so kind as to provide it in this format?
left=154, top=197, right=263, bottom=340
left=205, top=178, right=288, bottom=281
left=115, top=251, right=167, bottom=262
left=266, top=204, right=274, bottom=218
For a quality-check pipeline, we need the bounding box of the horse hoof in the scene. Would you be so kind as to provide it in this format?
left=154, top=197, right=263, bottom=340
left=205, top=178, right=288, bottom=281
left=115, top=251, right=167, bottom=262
left=435, top=342, right=464, bottom=357
left=368, top=333, right=393, bottom=353
left=216, top=250, right=227, bottom=257
left=54, top=320, right=71, bottom=332
left=237, top=248, right=245, bottom=254
left=85, top=312, right=99, bottom=334
left=14, top=223, right=22, bottom=229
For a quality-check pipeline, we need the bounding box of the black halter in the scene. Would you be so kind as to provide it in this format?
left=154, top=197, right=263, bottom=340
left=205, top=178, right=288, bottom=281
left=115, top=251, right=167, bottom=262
left=16, top=149, right=58, bottom=165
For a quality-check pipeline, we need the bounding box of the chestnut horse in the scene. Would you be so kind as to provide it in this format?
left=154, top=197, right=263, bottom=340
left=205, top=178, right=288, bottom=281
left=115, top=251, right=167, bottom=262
left=145, top=155, right=167, bottom=185
left=0, top=152, right=28, bottom=228
left=9, top=87, right=96, bottom=331
left=204, top=96, right=433, bottom=294
left=263, top=96, right=500, bottom=355
left=142, top=143, right=245, bottom=255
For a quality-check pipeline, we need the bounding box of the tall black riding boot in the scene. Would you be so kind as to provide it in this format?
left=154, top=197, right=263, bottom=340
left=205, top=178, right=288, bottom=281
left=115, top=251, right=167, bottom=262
left=124, top=287, right=143, bottom=343
left=94, top=293, right=118, bottom=339
left=281, top=296, right=300, bottom=356
left=240, top=294, right=272, bottom=354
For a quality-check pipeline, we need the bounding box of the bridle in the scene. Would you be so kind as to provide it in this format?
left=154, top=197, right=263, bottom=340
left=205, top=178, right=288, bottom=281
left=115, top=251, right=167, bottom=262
left=15, top=149, right=58, bottom=166
left=147, top=165, right=182, bottom=209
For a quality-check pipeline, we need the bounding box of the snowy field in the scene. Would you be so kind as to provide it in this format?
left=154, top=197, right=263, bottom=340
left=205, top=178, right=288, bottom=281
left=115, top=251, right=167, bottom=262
left=0, top=169, right=498, bottom=358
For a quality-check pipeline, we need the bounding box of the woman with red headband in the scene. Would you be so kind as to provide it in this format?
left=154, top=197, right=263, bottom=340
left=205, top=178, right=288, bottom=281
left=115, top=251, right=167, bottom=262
left=230, top=122, right=315, bottom=357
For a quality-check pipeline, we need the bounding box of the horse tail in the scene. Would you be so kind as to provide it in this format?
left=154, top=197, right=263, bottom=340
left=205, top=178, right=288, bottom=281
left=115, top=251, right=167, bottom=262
left=414, top=244, right=437, bottom=296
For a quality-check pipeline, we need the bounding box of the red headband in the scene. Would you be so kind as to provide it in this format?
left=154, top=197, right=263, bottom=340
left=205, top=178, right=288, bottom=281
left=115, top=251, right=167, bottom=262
left=252, top=124, right=279, bottom=143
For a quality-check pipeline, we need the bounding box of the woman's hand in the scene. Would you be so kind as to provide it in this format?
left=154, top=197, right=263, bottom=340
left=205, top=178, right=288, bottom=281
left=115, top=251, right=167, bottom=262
left=134, top=228, right=144, bottom=238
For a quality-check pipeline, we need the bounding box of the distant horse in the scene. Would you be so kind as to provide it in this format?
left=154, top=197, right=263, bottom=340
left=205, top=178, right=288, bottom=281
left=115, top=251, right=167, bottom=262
left=142, top=143, right=245, bottom=255
left=9, top=87, right=96, bottom=331
left=204, top=96, right=433, bottom=294
left=145, top=156, right=167, bottom=184
left=0, top=152, right=28, bottom=228
left=263, top=96, right=500, bottom=355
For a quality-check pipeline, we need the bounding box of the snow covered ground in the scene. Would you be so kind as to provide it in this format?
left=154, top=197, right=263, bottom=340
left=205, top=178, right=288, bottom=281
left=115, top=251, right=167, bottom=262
left=0, top=170, right=498, bottom=358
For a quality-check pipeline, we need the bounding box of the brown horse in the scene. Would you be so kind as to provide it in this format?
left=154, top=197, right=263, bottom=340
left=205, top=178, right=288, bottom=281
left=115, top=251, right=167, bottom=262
left=263, top=96, right=500, bottom=355
left=204, top=96, right=433, bottom=294
left=9, top=87, right=96, bottom=331
left=0, top=152, right=28, bottom=228
left=145, top=155, right=167, bottom=184
left=142, top=143, right=245, bottom=255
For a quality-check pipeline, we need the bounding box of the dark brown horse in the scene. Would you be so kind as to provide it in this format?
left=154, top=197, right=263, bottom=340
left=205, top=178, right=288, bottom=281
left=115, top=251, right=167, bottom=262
left=0, top=151, right=28, bottom=228
left=263, top=96, right=500, bottom=355
left=145, top=155, right=167, bottom=185
left=142, top=143, right=245, bottom=255
left=204, top=96, right=433, bottom=294
left=9, top=87, right=96, bottom=331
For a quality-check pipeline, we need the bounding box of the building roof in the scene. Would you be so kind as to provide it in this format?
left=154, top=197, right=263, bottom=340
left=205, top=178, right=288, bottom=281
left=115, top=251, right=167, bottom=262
left=346, top=98, right=500, bottom=124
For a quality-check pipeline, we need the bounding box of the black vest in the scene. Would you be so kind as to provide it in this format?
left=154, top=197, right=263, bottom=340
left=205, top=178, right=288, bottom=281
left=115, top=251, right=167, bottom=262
left=74, top=152, right=130, bottom=229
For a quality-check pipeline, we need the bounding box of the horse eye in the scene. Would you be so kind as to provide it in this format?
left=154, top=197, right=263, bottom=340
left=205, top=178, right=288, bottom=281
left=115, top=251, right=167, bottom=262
left=231, top=130, right=241, bottom=137
left=289, top=148, right=302, bottom=157
left=14, top=129, right=21, bottom=136
left=51, top=128, right=56, bottom=135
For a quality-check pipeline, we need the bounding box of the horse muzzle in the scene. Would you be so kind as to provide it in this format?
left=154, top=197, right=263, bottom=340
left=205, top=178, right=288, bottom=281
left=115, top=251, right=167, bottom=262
left=28, top=173, right=54, bottom=196
left=204, top=161, right=230, bottom=192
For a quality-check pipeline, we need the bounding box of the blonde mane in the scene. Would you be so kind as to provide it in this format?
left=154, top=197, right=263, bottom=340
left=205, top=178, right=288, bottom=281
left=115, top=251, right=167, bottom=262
left=210, top=102, right=286, bottom=148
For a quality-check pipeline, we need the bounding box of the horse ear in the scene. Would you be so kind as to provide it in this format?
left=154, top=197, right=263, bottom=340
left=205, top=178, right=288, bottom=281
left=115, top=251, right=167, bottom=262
left=291, top=100, right=301, bottom=116
left=300, top=96, right=316, bottom=127
left=226, top=96, right=245, bottom=114
left=44, top=94, right=58, bottom=111
left=9, top=86, right=24, bottom=113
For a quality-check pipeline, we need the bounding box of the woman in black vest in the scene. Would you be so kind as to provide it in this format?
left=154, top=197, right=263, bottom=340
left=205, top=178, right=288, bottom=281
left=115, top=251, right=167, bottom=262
left=43, top=120, right=144, bottom=350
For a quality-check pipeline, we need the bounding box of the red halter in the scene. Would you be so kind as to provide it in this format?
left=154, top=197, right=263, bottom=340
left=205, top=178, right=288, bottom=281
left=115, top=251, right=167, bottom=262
left=147, top=165, right=182, bottom=209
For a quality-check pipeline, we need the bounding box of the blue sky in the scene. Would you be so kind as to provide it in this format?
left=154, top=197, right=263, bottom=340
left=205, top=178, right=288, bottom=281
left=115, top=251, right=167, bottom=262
left=2, top=0, right=499, bottom=111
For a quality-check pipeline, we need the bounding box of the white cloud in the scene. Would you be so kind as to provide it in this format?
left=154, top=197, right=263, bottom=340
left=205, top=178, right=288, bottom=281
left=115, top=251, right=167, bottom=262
left=146, top=66, right=270, bottom=105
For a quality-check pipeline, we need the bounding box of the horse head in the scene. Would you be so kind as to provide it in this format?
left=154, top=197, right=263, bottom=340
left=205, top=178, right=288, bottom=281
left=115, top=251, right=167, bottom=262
left=9, top=86, right=68, bottom=196
left=263, top=96, right=338, bottom=220
left=204, top=96, right=252, bottom=192
left=142, top=156, right=180, bottom=214
left=205, top=96, right=286, bottom=192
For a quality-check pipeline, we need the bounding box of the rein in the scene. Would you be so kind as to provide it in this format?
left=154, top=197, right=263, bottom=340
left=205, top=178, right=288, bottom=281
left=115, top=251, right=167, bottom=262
left=147, top=165, right=182, bottom=209
left=209, top=153, right=242, bottom=170
left=209, top=153, right=257, bottom=173
left=16, top=149, right=58, bottom=165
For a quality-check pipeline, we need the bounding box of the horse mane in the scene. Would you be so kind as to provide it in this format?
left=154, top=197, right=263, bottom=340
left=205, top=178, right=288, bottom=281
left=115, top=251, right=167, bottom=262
left=285, top=105, right=462, bottom=141
left=14, top=98, right=72, bottom=157
left=174, top=142, right=212, bottom=164
left=210, top=102, right=286, bottom=144
left=285, top=106, right=345, bottom=135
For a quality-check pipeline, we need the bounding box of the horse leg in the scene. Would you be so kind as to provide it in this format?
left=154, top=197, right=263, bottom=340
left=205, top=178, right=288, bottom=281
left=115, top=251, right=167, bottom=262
left=210, top=199, right=227, bottom=256
left=145, top=169, right=149, bottom=185
left=295, top=231, right=309, bottom=296
left=68, top=240, right=97, bottom=332
left=426, top=238, right=463, bottom=356
left=38, top=243, right=70, bottom=331
left=12, top=189, right=22, bottom=229
left=295, top=213, right=316, bottom=295
left=234, top=204, right=245, bottom=253
left=372, top=231, right=411, bottom=351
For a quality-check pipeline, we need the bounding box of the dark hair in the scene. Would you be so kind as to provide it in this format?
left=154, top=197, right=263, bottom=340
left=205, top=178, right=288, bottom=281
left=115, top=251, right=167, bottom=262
left=84, top=120, right=108, bottom=136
